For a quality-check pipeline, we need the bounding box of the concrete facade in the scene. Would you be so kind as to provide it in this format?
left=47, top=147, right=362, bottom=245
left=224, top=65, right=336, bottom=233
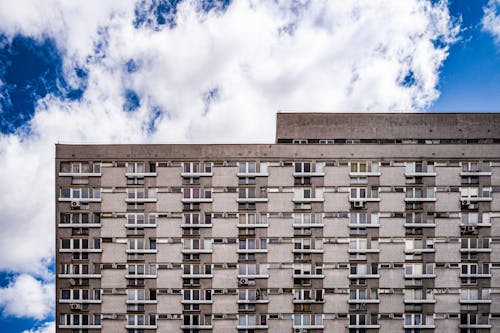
left=56, top=112, right=500, bottom=332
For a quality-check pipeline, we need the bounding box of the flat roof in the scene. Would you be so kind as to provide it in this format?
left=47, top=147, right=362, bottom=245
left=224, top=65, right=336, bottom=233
left=276, top=112, right=500, bottom=140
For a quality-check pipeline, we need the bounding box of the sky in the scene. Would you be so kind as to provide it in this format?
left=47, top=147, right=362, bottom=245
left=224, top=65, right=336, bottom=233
left=0, top=0, right=499, bottom=332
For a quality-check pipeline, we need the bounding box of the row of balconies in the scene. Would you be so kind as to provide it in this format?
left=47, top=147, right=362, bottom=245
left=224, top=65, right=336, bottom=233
left=59, top=161, right=495, bottom=178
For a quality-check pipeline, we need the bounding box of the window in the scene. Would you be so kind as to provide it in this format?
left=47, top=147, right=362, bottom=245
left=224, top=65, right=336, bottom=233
left=126, top=162, right=144, bottom=173
left=350, top=162, right=367, bottom=173
left=127, top=214, right=145, bottom=225
left=127, top=188, right=145, bottom=199
left=127, top=289, right=145, bottom=301
left=350, top=188, right=367, bottom=199
left=239, top=162, right=256, bottom=173
left=295, top=162, right=311, bottom=173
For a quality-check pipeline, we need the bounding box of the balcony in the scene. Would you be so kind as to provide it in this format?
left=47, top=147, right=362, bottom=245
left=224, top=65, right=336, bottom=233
left=125, top=197, right=157, bottom=203
left=348, top=298, right=380, bottom=304
left=237, top=197, right=268, bottom=203
left=59, top=299, right=102, bottom=304
left=181, top=324, right=213, bottom=329
left=125, top=171, right=157, bottom=178
left=125, top=324, right=158, bottom=329
left=125, top=299, right=158, bottom=304
left=404, top=323, right=435, bottom=329
left=236, top=248, right=268, bottom=254
left=181, top=196, right=213, bottom=203
left=126, top=248, right=157, bottom=254
left=59, top=324, right=102, bottom=329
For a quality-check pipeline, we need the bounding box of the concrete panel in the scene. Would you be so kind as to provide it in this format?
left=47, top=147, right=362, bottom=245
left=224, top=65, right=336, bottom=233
left=101, top=320, right=126, bottom=331
left=212, top=166, right=238, bottom=187
left=267, top=243, right=293, bottom=262
left=157, top=243, right=182, bottom=262
left=101, top=269, right=125, bottom=288
left=492, top=268, right=500, bottom=288
left=323, top=244, right=349, bottom=262
left=492, top=217, right=500, bottom=237
left=212, top=269, right=238, bottom=288
left=157, top=294, right=182, bottom=313
left=323, top=269, right=349, bottom=288
left=267, top=192, right=294, bottom=212
left=379, top=218, right=405, bottom=237
left=212, top=320, right=237, bottom=333
left=379, top=294, right=404, bottom=313
left=380, top=166, right=405, bottom=186
left=379, top=243, right=405, bottom=262
left=157, top=269, right=182, bottom=288
left=435, top=243, right=460, bottom=262
left=435, top=318, right=459, bottom=332
left=379, top=192, right=405, bottom=212
left=268, top=320, right=293, bottom=332
left=434, top=294, right=459, bottom=313
left=156, top=193, right=182, bottom=212
left=101, top=167, right=126, bottom=187
left=491, top=243, right=500, bottom=262
left=324, top=294, right=349, bottom=312
left=157, top=321, right=181, bottom=331
left=101, top=295, right=126, bottom=313
left=435, top=218, right=460, bottom=237
left=212, top=219, right=238, bottom=238
left=492, top=166, right=500, bottom=186
left=379, top=268, right=404, bottom=288
left=212, top=192, right=238, bottom=212
left=435, top=268, right=460, bottom=288
left=268, top=218, right=294, bottom=237
left=435, top=167, right=461, bottom=186
left=324, top=166, right=350, bottom=186
left=435, top=192, right=461, bottom=211
left=323, top=218, right=349, bottom=237
left=101, top=218, right=126, bottom=238
left=268, top=166, right=293, bottom=186
left=267, top=294, right=293, bottom=313
left=212, top=295, right=238, bottom=313
left=325, top=319, right=349, bottom=332
left=156, top=217, right=182, bottom=238
left=492, top=193, right=500, bottom=210
left=101, top=193, right=126, bottom=212
left=491, top=294, right=500, bottom=312
left=379, top=320, right=403, bottom=332
left=212, top=244, right=238, bottom=262
left=101, top=243, right=127, bottom=262
left=268, top=268, right=293, bottom=288
left=324, top=193, right=350, bottom=211
left=156, top=167, right=182, bottom=187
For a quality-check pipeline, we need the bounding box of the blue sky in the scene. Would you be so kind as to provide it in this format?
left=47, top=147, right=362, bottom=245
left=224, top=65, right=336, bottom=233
left=0, top=0, right=499, bottom=332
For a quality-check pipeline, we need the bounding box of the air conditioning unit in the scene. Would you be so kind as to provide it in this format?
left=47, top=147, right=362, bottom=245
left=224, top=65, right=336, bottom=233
left=468, top=203, right=478, bottom=210
left=353, top=201, right=365, bottom=208
left=70, top=201, right=81, bottom=209
left=294, top=329, right=307, bottom=333
left=466, top=226, right=477, bottom=233
left=238, top=278, right=249, bottom=286
left=70, top=303, right=81, bottom=310
left=461, top=199, right=471, bottom=206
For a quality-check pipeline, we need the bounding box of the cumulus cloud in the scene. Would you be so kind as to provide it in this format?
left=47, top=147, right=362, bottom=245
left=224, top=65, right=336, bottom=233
left=482, top=0, right=500, bottom=44
left=22, top=321, right=55, bottom=333
left=0, top=0, right=459, bottom=325
left=0, top=274, right=54, bottom=320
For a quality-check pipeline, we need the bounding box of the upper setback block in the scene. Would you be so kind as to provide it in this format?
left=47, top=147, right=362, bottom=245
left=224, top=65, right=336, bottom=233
left=275, top=112, right=500, bottom=141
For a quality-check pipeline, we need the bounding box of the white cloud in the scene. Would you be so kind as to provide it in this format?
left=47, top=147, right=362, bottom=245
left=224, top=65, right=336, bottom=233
left=0, top=274, right=54, bottom=320
left=22, top=321, right=55, bottom=333
left=0, top=0, right=458, bottom=318
left=482, top=0, right=500, bottom=44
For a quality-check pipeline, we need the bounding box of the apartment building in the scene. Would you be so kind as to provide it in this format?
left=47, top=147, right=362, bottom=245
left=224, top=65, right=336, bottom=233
left=56, top=112, right=500, bottom=333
